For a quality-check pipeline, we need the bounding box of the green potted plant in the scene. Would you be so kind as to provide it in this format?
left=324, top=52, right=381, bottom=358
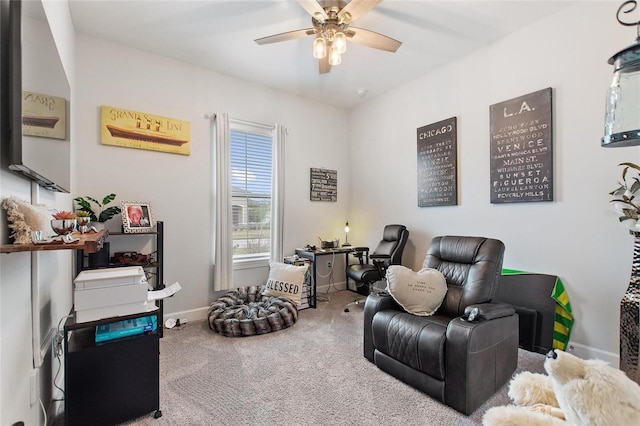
left=74, top=193, right=122, bottom=224
left=610, top=162, right=640, bottom=232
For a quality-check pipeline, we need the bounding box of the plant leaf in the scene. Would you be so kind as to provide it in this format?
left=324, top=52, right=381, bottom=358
left=84, top=196, right=101, bottom=207
left=98, top=206, right=121, bottom=223
left=102, top=193, right=117, bottom=206
left=620, top=162, right=640, bottom=172
left=74, top=197, right=91, bottom=210
left=610, top=199, right=638, bottom=207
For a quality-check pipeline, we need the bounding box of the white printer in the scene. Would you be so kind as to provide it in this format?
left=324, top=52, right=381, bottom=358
left=73, top=266, right=152, bottom=323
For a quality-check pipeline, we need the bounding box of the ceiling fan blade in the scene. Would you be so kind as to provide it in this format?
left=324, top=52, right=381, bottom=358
left=338, top=0, right=383, bottom=22
left=319, top=55, right=332, bottom=74
left=297, top=0, right=328, bottom=21
left=255, top=28, right=315, bottom=45
left=348, top=27, right=402, bottom=52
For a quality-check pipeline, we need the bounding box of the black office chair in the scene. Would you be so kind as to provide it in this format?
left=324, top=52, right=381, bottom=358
left=344, top=224, right=409, bottom=312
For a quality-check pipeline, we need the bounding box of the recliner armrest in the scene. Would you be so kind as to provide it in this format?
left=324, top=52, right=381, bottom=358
left=445, top=304, right=519, bottom=414
left=370, top=253, right=391, bottom=259
left=463, top=302, right=515, bottom=321
left=363, top=292, right=401, bottom=362
left=350, top=247, right=370, bottom=264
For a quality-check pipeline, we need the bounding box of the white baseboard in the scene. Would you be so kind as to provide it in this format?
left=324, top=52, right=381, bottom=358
left=163, top=306, right=209, bottom=323
left=565, top=341, right=619, bottom=366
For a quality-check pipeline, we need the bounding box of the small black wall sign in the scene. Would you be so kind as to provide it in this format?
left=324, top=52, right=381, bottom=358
left=489, top=88, right=553, bottom=204
left=310, top=168, right=337, bottom=201
left=417, top=117, right=458, bottom=207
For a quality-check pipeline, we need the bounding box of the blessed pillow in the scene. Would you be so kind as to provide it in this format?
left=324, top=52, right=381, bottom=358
left=1, top=197, right=55, bottom=244
left=385, top=265, right=447, bottom=316
left=263, top=261, right=308, bottom=305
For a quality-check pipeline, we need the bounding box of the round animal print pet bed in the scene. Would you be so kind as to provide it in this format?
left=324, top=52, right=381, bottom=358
left=207, top=285, right=298, bottom=337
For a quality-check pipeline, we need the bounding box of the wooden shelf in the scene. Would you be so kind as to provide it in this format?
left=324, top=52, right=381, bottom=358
left=0, top=229, right=109, bottom=254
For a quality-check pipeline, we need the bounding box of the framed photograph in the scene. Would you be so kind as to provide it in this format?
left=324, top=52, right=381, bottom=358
left=121, top=201, right=155, bottom=233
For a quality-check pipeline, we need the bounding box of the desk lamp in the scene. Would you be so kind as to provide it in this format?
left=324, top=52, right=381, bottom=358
left=343, top=221, right=351, bottom=247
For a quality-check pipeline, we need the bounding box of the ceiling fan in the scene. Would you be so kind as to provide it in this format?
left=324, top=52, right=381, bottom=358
left=254, top=0, right=402, bottom=74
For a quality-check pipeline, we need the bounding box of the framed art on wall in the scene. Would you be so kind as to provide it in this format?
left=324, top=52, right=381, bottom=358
left=489, top=87, right=553, bottom=204
left=22, top=91, right=67, bottom=139
left=417, top=117, right=458, bottom=207
left=100, top=106, right=191, bottom=156
left=310, top=168, right=337, bottom=201
left=121, top=201, right=155, bottom=233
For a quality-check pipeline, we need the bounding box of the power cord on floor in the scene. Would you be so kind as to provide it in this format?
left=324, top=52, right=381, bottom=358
left=312, top=251, right=340, bottom=302
left=52, top=314, right=73, bottom=401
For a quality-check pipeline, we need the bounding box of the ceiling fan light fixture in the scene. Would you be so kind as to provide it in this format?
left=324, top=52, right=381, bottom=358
left=255, top=0, right=401, bottom=75
left=313, top=36, right=327, bottom=59
left=334, top=31, right=347, bottom=54
left=329, top=44, right=342, bottom=66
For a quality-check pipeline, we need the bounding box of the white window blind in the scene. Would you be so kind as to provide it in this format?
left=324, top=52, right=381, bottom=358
left=230, top=122, right=273, bottom=262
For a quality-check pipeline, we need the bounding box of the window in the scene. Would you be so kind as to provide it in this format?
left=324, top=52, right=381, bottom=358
left=230, top=120, right=273, bottom=263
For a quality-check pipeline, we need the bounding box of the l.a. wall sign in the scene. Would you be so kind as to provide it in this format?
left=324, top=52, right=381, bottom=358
left=489, top=88, right=553, bottom=204
left=100, top=106, right=191, bottom=155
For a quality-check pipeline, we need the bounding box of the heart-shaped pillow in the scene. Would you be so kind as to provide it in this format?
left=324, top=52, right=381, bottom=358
left=385, top=265, right=447, bottom=316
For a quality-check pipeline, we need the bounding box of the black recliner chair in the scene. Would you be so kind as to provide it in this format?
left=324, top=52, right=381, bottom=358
left=363, top=235, right=519, bottom=415
left=344, top=224, right=408, bottom=312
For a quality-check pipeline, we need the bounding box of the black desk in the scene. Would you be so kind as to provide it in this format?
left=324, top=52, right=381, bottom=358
left=295, top=247, right=353, bottom=308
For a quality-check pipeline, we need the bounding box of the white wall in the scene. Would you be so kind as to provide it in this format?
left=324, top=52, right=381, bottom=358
left=74, top=33, right=351, bottom=317
left=348, top=2, right=639, bottom=363
left=3, top=1, right=639, bottom=423
left=0, top=1, right=75, bottom=424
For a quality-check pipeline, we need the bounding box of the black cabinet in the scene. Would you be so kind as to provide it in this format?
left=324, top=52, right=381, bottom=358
left=63, top=311, right=161, bottom=425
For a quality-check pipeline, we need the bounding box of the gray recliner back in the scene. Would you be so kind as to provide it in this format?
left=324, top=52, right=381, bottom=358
left=423, top=235, right=505, bottom=318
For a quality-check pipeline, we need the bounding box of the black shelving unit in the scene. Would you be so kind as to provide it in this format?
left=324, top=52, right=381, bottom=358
left=65, top=221, right=165, bottom=424
left=75, top=221, right=165, bottom=334
left=63, top=311, right=161, bottom=425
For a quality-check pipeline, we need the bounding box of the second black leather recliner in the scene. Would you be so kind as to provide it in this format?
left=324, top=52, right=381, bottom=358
left=344, top=224, right=408, bottom=312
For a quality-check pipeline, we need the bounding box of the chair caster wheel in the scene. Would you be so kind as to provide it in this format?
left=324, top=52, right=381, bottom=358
left=344, top=308, right=350, bottom=312
left=154, top=410, right=163, bottom=419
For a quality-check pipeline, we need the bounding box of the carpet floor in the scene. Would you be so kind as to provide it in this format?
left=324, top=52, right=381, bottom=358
left=113, top=291, right=545, bottom=425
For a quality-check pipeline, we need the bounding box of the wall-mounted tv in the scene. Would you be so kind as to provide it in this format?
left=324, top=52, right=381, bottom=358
left=4, top=0, right=70, bottom=192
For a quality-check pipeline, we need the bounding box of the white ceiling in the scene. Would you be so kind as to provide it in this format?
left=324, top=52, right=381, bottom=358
left=67, top=0, right=574, bottom=109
